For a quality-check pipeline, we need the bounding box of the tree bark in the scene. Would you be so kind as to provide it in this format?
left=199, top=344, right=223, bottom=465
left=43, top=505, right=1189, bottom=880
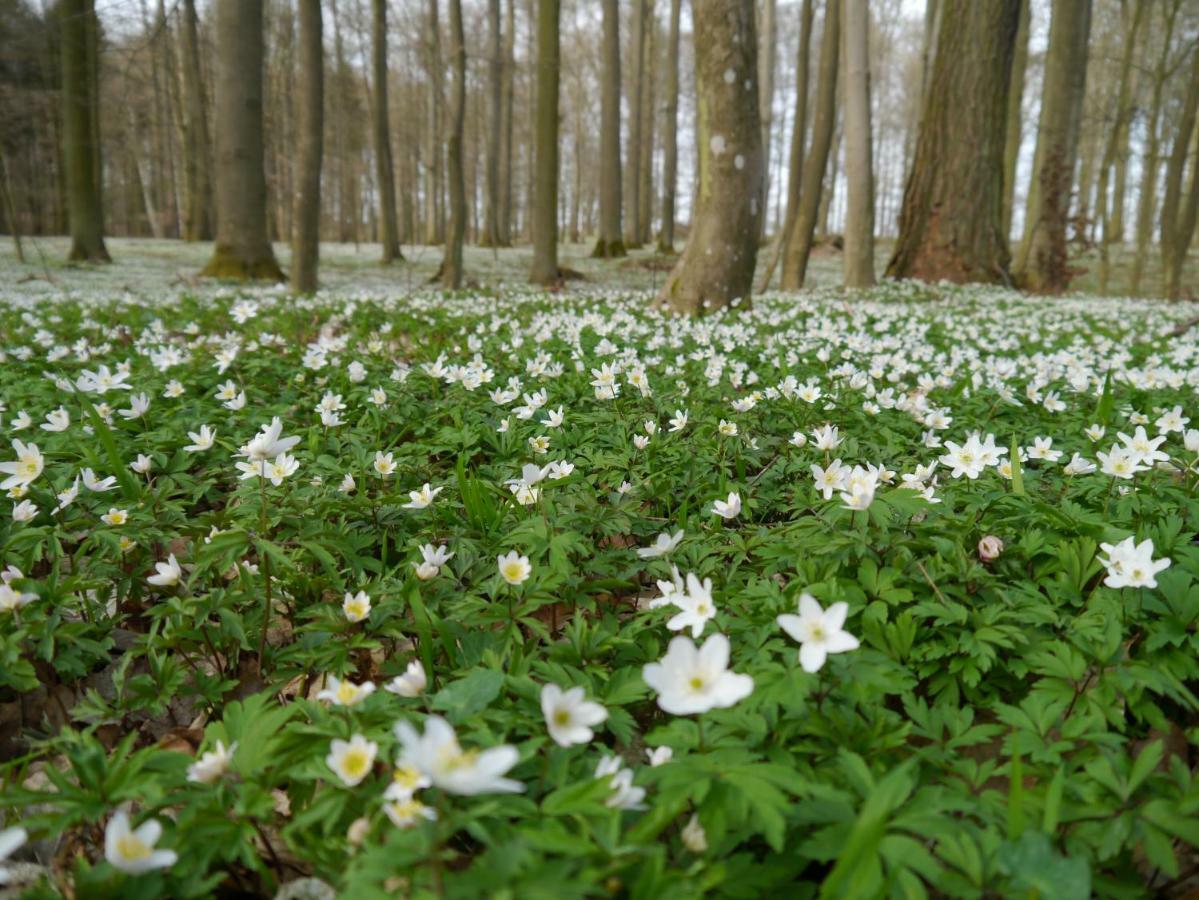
left=1162, top=44, right=1199, bottom=300
left=885, top=0, right=1019, bottom=284
left=498, top=0, right=516, bottom=244
left=757, top=0, right=777, bottom=241
left=1096, top=0, right=1147, bottom=293
left=841, top=0, right=874, bottom=287
left=529, top=0, right=559, bottom=284
left=624, top=0, right=646, bottom=248
left=657, top=0, right=682, bottom=252
left=1000, top=0, right=1029, bottom=240
left=61, top=0, right=110, bottom=262
left=781, top=0, right=839, bottom=290
left=638, top=1, right=656, bottom=247
left=758, top=0, right=813, bottom=290
left=200, top=0, right=283, bottom=280
left=482, top=0, right=503, bottom=247
left=442, top=0, right=467, bottom=287
left=592, top=0, right=625, bottom=257
left=424, top=0, right=444, bottom=245
left=371, top=0, right=401, bottom=262
left=657, top=0, right=762, bottom=314
left=1015, top=0, right=1093, bottom=293
left=291, top=0, right=323, bottom=293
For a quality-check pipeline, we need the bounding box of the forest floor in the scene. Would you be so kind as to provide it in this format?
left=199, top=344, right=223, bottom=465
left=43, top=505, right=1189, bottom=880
left=0, top=236, right=1191, bottom=300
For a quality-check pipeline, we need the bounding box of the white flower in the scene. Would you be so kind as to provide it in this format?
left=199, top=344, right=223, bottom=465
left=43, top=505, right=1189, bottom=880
left=1155, top=405, right=1188, bottom=434
left=82, top=468, right=117, bottom=492
left=711, top=492, right=741, bottom=519
left=187, top=740, right=237, bottom=784
left=0, top=440, right=44, bottom=490
left=373, top=451, right=397, bottom=477
left=131, top=454, right=153, bottom=475
left=790, top=431, right=808, bottom=448
left=776, top=594, right=860, bottom=673
left=646, top=746, right=673, bottom=767
left=343, top=590, right=372, bottom=623
left=41, top=407, right=70, bottom=432
left=184, top=425, right=216, bottom=452
left=104, top=810, right=177, bottom=874
left=52, top=476, right=80, bottom=514
left=12, top=500, right=37, bottom=523
left=1117, top=426, right=1169, bottom=466
left=1025, top=437, right=1062, bottom=462
left=718, top=420, right=738, bottom=437
left=101, top=508, right=128, bottom=526
left=339, top=473, right=356, bottom=493
left=1098, top=445, right=1146, bottom=479
left=316, top=676, right=376, bottom=706
left=393, top=715, right=523, bottom=795
left=239, top=417, right=300, bottom=462
left=642, top=633, right=754, bottom=715
left=118, top=393, right=150, bottom=420
left=637, top=530, right=684, bottom=559
left=812, top=460, right=849, bottom=500
left=594, top=757, right=646, bottom=810
left=1098, top=536, right=1171, bottom=589
left=681, top=814, right=708, bottom=852
left=0, top=583, right=36, bottom=613
left=0, top=826, right=28, bottom=884
left=665, top=573, right=718, bottom=638
left=147, top=554, right=183, bottom=587
left=1063, top=453, right=1096, bottom=475
left=668, top=409, right=689, bottom=432
left=811, top=424, right=842, bottom=450
left=1084, top=424, right=1106, bottom=442
left=403, top=483, right=443, bottom=510
left=497, top=550, right=531, bottom=585
left=541, top=684, right=608, bottom=747
left=383, top=796, right=438, bottom=829
left=327, top=734, right=378, bottom=786
left=386, top=660, right=428, bottom=697
left=413, top=544, right=453, bottom=580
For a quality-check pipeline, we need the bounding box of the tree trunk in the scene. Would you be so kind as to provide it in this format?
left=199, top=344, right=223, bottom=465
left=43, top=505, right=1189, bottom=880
left=371, top=0, right=401, bottom=262
left=758, top=0, right=813, bottom=290
left=657, top=0, right=682, bottom=252
left=657, top=0, right=762, bottom=314
left=624, top=0, right=646, bottom=248
left=529, top=0, right=559, bottom=284
left=1167, top=139, right=1199, bottom=300
left=757, top=0, right=777, bottom=241
left=424, top=0, right=444, bottom=245
left=498, top=0, right=516, bottom=244
left=841, top=0, right=874, bottom=287
left=291, top=0, right=323, bottom=293
left=781, top=0, right=839, bottom=290
left=638, top=1, right=656, bottom=247
left=61, top=0, right=109, bottom=262
left=1015, top=0, right=1092, bottom=293
left=482, top=0, right=503, bottom=247
left=442, top=0, right=467, bottom=287
left=592, top=0, right=625, bottom=257
left=200, top=0, right=283, bottom=280
left=885, top=0, right=1019, bottom=284
left=657, top=0, right=685, bottom=254
left=1000, top=0, right=1029, bottom=240
left=1096, top=0, right=1147, bottom=293
left=1163, top=44, right=1199, bottom=300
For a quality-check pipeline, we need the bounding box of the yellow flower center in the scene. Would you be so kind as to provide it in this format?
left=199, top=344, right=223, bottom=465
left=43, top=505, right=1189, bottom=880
left=689, top=676, right=705, bottom=691
left=342, top=749, right=370, bottom=779
left=553, top=709, right=571, bottom=726
left=116, top=835, right=151, bottom=861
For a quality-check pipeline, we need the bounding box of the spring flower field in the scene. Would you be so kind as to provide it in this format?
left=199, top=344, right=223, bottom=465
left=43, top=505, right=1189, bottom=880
left=1, top=264, right=1199, bottom=898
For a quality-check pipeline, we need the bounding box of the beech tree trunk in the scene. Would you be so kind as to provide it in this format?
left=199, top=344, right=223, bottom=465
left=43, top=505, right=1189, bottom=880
left=200, top=0, right=282, bottom=280
left=624, top=0, right=646, bottom=248
left=529, top=0, right=559, bottom=284
left=592, top=0, right=625, bottom=258
left=759, top=0, right=813, bottom=290
left=781, top=0, right=839, bottom=290
left=841, top=0, right=874, bottom=287
left=424, top=0, right=444, bottom=245
left=482, top=0, right=503, bottom=247
left=1162, top=45, right=1199, bottom=299
left=61, top=0, right=109, bottom=262
left=442, top=0, right=466, bottom=287
left=638, top=2, right=656, bottom=247
left=657, top=0, right=682, bottom=252
left=1096, top=0, right=1147, bottom=292
left=885, top=0, right=1019, bottom=284
left=757, top=0, right=776, bottom=241
left=372, top=0, right=401, bottom=262
left=1000, top=0, right=1029, bottom=240
left=179, top=0, right=212, bottom=241
left=291, top=0, right=323, bottom=294
left=1015, top=0, right=1092, bottom=293
left=658, top=0, right=762, bottom=314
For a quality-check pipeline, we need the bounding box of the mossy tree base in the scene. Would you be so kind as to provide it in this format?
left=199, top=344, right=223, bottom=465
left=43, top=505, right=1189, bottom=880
left=200, top=245, right=285, bottom=281
left=590, top=238, right=627, bottom=259
left=67, top=240, right=111, bottom=264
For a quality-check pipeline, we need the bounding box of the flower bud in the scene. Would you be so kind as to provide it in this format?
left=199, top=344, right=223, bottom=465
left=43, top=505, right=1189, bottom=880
left=978, top=535, right=1003, bottom=562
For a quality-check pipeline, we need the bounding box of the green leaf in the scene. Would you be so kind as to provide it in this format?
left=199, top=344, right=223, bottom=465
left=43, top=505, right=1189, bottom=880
left=431, top=668, right=504, bottom=721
